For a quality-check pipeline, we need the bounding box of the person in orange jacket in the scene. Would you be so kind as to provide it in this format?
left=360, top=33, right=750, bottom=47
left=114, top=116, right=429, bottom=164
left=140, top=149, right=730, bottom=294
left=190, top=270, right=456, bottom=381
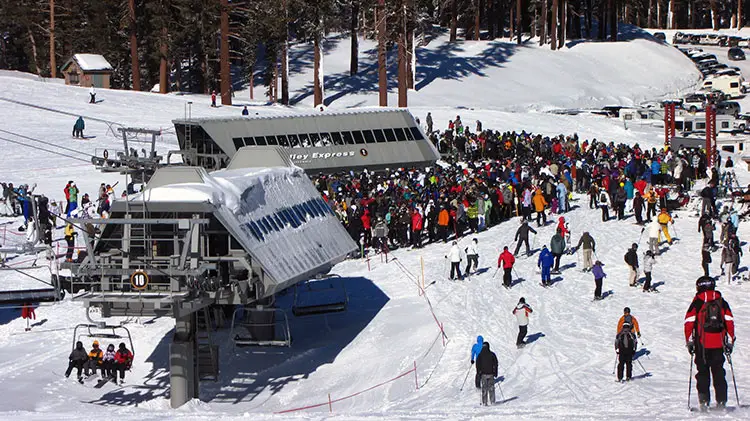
left=532, top=189, right=548, bottom=227
left=437, top=206, right=450, bottom=243
left=497, top=246, right=516, bottom=288
left=617, top=307, right=641, bottom=338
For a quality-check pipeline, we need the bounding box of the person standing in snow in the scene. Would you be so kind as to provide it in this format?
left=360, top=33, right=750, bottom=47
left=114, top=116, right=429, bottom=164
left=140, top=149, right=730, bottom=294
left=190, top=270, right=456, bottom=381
left=426, top=112, right=433, bottom=134
left=617, top=307, right=642, bottom=338
left=624, top=243, right=639, bottom=287
left=642, top=250, right=656, bottom=292
left=446, top=241, right=464, bottom=280
left=684, top=276, right=735, bottom=411
left=702, top=243, right=712, bottom=277
left=476, top=341, right=498, bottom=406
left=657, top=208, right=675, bottom=245
left=646, top=219, right=661, bottom=256
left=470, top=335, right=484, bottom=389
left=532, top=189, right=547, bottom=227
left=592, top=260, right=606, bottom=300
left=575, top=231, right=596, bottom=272
left=242, top=106, right=249, bottom=116
left=556, top=180, right=568, bottom=213
left=72, top=116, right=85, bottom=138
left=699, top=213, right=715, bottom=250
left=538, top=245, right=554, bottom=286
left=513, top=298, right=533, bottom=347
left=465, top=238, right=479, bottom=275
left=599, top=189, right=611, bottom=222
left=89, top=86, right=96, bottom=103
left=211, top=90, right=217, bottom=107
left=513, top=220, right=536, bottom=256
left=615, top=321, right=637, bottom=382
left=497, top=246, right=515, bottom=288
left=550, top=228, right=566, bottom=273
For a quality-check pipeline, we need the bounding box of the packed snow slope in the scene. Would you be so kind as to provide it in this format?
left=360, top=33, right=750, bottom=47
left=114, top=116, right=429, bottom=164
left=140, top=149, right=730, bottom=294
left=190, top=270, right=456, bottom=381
left=0, top=32, right=743, bottom=420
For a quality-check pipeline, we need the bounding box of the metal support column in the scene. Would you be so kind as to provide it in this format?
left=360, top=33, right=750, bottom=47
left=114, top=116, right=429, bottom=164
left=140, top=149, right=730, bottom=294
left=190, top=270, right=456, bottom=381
left=170, top=312, right=199, bottom=408
left=706, top=103, right=717, bottom=168
left=664, top=101, right=676, bottom=148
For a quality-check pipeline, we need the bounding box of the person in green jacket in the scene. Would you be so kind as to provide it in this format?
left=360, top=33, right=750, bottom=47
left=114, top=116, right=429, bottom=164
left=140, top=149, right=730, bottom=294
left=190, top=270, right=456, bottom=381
left=73, top=116, right=85, bottom=138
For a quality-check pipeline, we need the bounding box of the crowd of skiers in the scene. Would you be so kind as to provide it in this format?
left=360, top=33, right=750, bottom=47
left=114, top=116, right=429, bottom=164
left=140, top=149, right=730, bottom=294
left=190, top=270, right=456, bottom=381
left=66, top=340, right=133, bottom=385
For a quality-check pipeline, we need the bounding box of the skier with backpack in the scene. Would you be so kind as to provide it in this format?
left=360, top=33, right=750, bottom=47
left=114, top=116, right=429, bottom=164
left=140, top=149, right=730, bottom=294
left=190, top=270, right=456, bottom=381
left=624, top=243, right=640, bottom=287
left=550, top=228, right=566, bottom=273
left=538, top=245, right=555, bottom=286
left=513, top=298, right=533, bottom=347
left=476, top=341, right=499, bottom=406
left=617, top=307, right=642, bottom=338
left=599, top=190, right=611, bottom=222
left=684, top=276, right=736, bottom=411
left=615, top=321, right=638, bottom=382
left=470, top=335, right=484, bottom=388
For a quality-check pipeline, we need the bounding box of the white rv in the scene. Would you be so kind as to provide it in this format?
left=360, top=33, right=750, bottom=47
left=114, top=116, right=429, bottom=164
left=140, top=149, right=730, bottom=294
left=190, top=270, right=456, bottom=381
left=701, top=75, right=745, bottom=98
left=674, top=113, right=744, bottom=134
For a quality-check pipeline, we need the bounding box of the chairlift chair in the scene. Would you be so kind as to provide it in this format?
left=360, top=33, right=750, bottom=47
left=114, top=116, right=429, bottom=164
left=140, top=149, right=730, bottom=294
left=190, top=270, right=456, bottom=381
left=292, top=274, right=348, bottom=317
left=72, top=323, right=135, bottom=359
left=230, top=306, right=291, bottom=348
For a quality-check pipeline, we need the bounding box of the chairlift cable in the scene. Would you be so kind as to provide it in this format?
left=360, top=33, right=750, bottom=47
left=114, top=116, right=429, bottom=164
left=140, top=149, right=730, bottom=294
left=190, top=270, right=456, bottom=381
left=0, top=136, right=89, bottom=163
left=0, top=128, right=90, bottom=157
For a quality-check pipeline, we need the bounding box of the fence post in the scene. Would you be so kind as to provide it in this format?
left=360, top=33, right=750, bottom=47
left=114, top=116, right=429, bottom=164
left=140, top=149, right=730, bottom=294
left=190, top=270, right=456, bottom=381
left=367, top=258, right=371, bottom=272
left=414, top=360, right=419, bottom=390
left=328, top=393, right=332, bottom=412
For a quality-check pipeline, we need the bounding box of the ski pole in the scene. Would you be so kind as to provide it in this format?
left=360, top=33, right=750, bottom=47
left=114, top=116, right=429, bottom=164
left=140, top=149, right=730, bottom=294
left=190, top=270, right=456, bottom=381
left=728, top=354, right=741, bottom=407
left=687, top=355, right=694, bottom=411
left=459, top=365, right=473, bottom=391
left=495, top=380, right=506, bottom=402
left=636, top=358, right=647, bottom=375
left=492, top=267, right=499, bottom=279
left=612, top=354, right=618, bottom=375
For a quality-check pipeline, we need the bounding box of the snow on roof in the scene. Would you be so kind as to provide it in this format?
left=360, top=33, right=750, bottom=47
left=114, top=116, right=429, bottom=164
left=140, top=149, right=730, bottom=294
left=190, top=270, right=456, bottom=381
left=72, top=54, right=113, bottom=71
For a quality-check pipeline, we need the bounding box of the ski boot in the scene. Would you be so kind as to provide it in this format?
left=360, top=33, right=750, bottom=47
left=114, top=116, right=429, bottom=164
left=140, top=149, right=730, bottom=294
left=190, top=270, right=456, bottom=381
left=716, top=402, right=727, bottom=411
left=699, top=401, right=709, bottom=413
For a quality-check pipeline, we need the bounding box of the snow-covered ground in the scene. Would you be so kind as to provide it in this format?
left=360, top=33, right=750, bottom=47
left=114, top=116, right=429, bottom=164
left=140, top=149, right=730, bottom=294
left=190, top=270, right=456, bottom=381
left=1, top=29, right=749, bottom=420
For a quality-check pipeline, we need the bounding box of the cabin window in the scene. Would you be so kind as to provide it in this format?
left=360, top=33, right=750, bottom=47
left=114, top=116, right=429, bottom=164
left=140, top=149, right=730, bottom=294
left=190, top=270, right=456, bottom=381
left=731, top=82, right=739, bottom=88
left=283, top=208, right=300, bottom=228
left=319, top=133, right=332, bottom=146
left=373, top=129, right=387, bottom=143
left=277, top=135, right=289, bottom=147
left=363, top=130, right=375, bottom=143
left=384, top=128, right=397, bottom=142
left=293, top=204, right=307, bottom=222
left=69, top=72, right=80, bottom=85
left=404, top=127, right=416, bottom=140
left=697, top=122, right=706, bottom=130
left=394, top=128, right=408, bottom=141
left=409, top=127, right=424, bottom=140
left=273, top=213, right=286, bottom=229
left=254, top=136, right=267, bottom=146
left=260, top=217, right=274, bottom=233
left=265, top=215, right=280, bottom=232
left=722, top=121, right=730, bottom=129
left=352, top=131, right=365, bottom=144
left=233, top=137, right=244, bottom=150
left=308, top=133, right=321, bottom=146
left=331, top=132, right=344, bottom=145
left=342, top=131, right=355, bottom=145
left=243, top=137, right=255, bottom=146
left=266, top=135, right=278, bottom=146
left=297, top=133, right=310, bottom=147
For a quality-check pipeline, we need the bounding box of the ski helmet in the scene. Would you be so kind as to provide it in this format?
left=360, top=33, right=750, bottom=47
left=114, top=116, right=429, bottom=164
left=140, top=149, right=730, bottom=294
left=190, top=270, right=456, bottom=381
left=623, top=307, right=631, bottom=314
left=696, top=276, right=715, bottom=292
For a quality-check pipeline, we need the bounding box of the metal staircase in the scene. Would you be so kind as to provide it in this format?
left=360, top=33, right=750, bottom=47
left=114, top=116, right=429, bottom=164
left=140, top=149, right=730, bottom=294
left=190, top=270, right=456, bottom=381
left=196, top=307, right=219, bottom=381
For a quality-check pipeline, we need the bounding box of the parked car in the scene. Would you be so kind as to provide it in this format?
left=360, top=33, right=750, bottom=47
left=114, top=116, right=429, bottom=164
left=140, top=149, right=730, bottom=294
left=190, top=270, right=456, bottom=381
left=718, top=35, right=729, bottom=46
left=689, top=34, right=703, bottom=44
left=740, top=39, right=750, bottom=48
left=654, top=32, right=666, bottom=42
left=729, top=47, right=746, bottom=60
left=716, top=101, right=742, bottom=118
left=682, top=93, right=707, bottom=112
left=728, top=36, right=742, bottom=47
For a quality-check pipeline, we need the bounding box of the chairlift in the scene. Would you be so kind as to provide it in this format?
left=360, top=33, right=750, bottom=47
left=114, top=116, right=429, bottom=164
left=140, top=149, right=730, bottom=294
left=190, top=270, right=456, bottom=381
left=292, top=274, right=348, bottom=317
left=72, top=323, right=135, bottom=359
left=230, top=306, right=291, bottom=348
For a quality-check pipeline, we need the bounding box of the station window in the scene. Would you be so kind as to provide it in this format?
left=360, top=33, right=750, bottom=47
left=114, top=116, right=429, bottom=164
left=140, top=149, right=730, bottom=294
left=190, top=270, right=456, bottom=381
left=697, top=122, right=706, bottom=130
left=342, top=131, right=355, bottom=145
left=277, top=135, right=289, bottom=147
left=243, top=137, right=255, bottom=146
left=288, top=134, right=300, bottom=147
left=384, top=128, right=397, bottom=142
left=293, top=204, right=307, bottom=222
left=722, top=122, right=730, bottom=129
left=404, top=127, right=416, bottom=140
left=409, top=127, right=423, bottom=140
left=363, top=130, right=375, bottom=143
left=331, top=132, right=343, bottom=145
left=373, top=129, right=387, bottom=143
left=266, top=135, right=278, bottom=146
left=254, top=136, right=267, bottom=146
left=260, top=217, right=273, bottom=233
left=393, top=128, right=408, bottom=141
left=352, top=131, right=365, bottom=144
left=308, top=133, right=320, bottom=146
left=265, top=215, right=279, bottom=231
left=319, top=133, right=332, bottom=146
left=233, top=137, right=244, bottom=150
left=282, top=208, right=300, bottom=228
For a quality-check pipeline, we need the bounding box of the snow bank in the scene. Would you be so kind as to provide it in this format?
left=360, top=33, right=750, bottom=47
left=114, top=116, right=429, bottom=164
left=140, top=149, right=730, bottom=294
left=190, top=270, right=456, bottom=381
left=72, top=54, right=113, bottom=71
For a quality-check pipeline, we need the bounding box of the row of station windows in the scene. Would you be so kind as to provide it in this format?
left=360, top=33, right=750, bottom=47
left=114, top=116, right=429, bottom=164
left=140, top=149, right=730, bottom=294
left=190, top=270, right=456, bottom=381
left=232, top=126, right=424, bottom=150
left=239, top=197, right=334, bottom=242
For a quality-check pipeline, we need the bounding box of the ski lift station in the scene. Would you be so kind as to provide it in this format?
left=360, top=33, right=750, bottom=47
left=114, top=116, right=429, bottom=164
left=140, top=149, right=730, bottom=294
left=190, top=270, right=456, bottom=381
left=170, top=108, right=440, bottom=173
left=64, top=147, right=358, bottom=408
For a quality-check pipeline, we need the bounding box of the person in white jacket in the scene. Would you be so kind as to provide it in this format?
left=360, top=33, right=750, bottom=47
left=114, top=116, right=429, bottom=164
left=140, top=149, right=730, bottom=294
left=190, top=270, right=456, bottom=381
left=642, top=250, right=656, bottom=292
left=445, top=241, right=464, bottom=280
left=647, top=219, right=661, bottom=256
left=512, top=297, right=533, bottom=347
left=465, top=238, right=479, bottom=275
left=89, top=86, right=97, bottom=104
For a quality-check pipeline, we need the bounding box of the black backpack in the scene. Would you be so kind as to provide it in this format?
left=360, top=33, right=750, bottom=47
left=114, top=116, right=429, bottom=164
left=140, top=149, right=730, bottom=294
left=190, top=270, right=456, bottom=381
left=701, top=298, right=725, bottom=334
left=617, top=329, right=634, bottom=352
left=600, top=192, right=607, bottom=203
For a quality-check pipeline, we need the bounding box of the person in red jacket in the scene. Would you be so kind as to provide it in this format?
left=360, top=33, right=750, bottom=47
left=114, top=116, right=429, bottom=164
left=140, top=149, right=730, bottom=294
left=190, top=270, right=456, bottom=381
left=497, top=246, right=516, bottom=289
left=113, top=342, right=134, bottom=384
left=411, top=209, right=423, bottom=248
left=684, top=276, right=736, bottom=411
left=361, top=210, right=372, bottom=248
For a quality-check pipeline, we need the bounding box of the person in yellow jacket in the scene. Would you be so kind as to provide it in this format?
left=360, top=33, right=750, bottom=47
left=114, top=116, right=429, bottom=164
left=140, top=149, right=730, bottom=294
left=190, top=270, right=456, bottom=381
left=64, top=223, right=77, bottom=262
left=657, top=208, right=674, bottom=245
left=532, top=189, right=548, bottom=227
left=644, top=188, right=658, bottom=222
left=84, top=340, right=103, bottom=377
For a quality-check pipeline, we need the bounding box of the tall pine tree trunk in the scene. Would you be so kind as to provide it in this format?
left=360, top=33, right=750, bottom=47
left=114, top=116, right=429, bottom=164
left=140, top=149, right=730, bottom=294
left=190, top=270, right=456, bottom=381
left=541, top=0, right=548, bottom=45
left=407, top=0, right=415, bottom=89
left=475, top=0, right=481, bottom=40
left=378, top=0, right=387, bottom=106
left=648, top=0, right=653, bottom=27
left=450, top=0, right=458, bottom=41
left=657, top=0, right=662, bottom=28
left=668, top=0, right=674, bottom=28
left=49, top=0, right=56, bottom=78
left=739, top=0, right=744, bottom=29
left=516, top=0, right=522, bottom=43
left=128, top=0, right=140, bottom=90
left=559, top=0, right=566, bottom=47
left=159, top=27, right=168, bottom=93
left=27, top=28, right=39, bottom=75
left=509, top=6, right=514, bottom=40
left=313, top=33, right=323, bottom=106
left=711, top=0, right=719, bottom=29
left=398, top=8, right=407, bottom=107
left=551, top=0, right=558, bottom=49
left=488, top=0, right=496, bottom=38
left=608, top=0, right=616, bottom=40
left=281, top=0, right=289, bottom=104
left=351, top=1, right=359, bottom=75
left=220, top=0, right=231, bottom=105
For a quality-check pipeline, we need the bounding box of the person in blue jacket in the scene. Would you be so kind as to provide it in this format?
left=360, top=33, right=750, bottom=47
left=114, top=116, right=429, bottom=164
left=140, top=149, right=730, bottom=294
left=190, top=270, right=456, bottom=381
left=538, top=245, right=555, bottom=286
left=470, top=335, right=484, bottom=388
left=651, top=160, right=661, bottom=185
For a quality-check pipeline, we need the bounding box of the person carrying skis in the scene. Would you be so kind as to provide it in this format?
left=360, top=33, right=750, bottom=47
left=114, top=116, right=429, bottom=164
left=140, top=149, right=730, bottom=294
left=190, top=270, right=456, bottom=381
left=624, top=243, right=639, bottom=287
left=575, top=231, right=596, bottom=272
left=550, top=228, right=566, bottom=273
left=84, top=340, right=103, bottom=377
left=642, top=250, right=656, bottom=292
left=684, top=276, right=736, bottom=411
left=476, top=341, right=498, bottom=406
left=538, top=245, right=555, bottom=286
left=65, top=341, right=89, bottom=383
left=592, top=260, right=606, bottom=300
left=446, top=241, right=464, bottom=280
left=657, top=208, right=674, bottom=245
left=465, top=238, right=479, bottom=275
left=498, top=246, right=515, bottom=288
left=513, top=297, right=533, bottom=347
left=113, top=342, right=134, bottom=384
left=615, top=321, right=638, bottom=382
left=513, top=220, right=536, bottom=256
left=470, top=335, right=484, bottom=388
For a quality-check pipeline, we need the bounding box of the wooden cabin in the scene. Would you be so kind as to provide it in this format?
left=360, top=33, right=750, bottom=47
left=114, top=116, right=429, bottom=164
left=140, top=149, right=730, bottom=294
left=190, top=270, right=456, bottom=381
left=61, top=54, right=113, bottom=88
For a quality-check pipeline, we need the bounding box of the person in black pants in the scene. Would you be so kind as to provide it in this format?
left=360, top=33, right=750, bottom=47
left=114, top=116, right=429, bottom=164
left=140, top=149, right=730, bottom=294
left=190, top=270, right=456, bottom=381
left=513, top=221, right=536, bottom=256
left=476, top=341, right=498, bottom=406
left=615, top=323, right=637, bottom=382
left=65, top=341, right=88, bottom=383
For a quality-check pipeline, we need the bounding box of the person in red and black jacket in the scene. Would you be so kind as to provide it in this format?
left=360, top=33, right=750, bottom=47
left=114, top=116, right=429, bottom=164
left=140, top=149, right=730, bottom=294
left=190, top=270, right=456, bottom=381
left=113, top=342, right=134, bottom=384
left=684, top=276, right=736, bottom=410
